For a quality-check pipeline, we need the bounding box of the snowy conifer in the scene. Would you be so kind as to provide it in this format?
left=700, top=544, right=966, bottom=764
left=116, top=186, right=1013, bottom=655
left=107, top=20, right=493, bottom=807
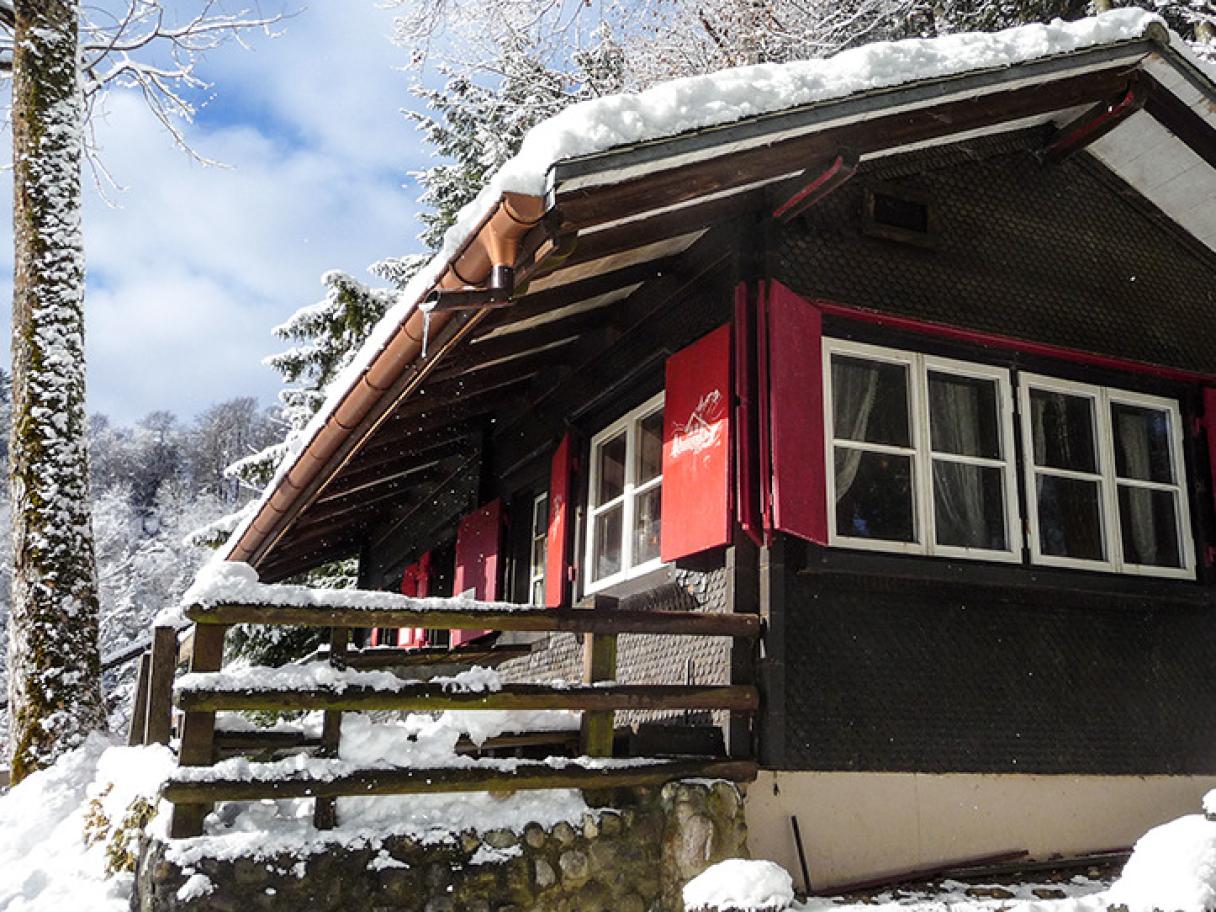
left=408, top=27, right=625, bottom=248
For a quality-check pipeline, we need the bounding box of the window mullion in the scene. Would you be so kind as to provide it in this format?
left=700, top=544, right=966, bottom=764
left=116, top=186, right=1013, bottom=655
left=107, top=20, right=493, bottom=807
left=913, top=354, right=933, bottom=556
left=1097, top=389, right=1122, bottom=571
left=621, top=418, right=637, bottom=575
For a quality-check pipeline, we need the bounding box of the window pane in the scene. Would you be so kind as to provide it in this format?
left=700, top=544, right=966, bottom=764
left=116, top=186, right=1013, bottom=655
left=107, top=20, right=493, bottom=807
left=530, top=536, right=546, bottom=574
left=1118, top=486, right=1182, bottom=568
left=831, top=355, right=910, bottom=447
left=637, top=409, right=664, bottom=484
left=1029, top=389, right=1098, bottom=473
left=1112, top=404, right=1174, bottom=484
left=1036, top=474, right=1104, bottom=561
left=596, top=433, right=627, bottom=505
left=633, top=485, right=662, bottom=566
left=592, top=505, right=623, bottom=581
left=928, top=372, right=1001, bottom=459
left=531, top=579, right=545, bottom=606
left=532, top=496, right=548, bottom=537
left=834, top=448, right=915, bottom=542
left=932, top=461, right=1007, bottom=550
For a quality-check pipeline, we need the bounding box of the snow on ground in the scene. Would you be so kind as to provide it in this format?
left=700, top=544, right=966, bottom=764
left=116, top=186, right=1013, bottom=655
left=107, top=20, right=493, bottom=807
left=158, top=708, right=596, bottom=866
left=6, top=714, right=1216, bottom=911
left=686, top=858, right=795, bottom=910
left=0, top=735, right=175, bottom=912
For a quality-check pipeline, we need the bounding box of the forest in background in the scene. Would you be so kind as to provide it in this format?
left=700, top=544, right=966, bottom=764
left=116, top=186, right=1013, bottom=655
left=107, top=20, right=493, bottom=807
left=0, top=389, right=284, bottom=751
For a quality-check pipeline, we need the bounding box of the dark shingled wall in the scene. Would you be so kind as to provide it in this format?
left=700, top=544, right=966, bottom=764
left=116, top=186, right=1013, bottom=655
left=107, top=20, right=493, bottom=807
left=773, top=131, right=1216, bottom=375
left=496, top=566, right=733, bottom=729
left=780, top=563, right=1216, bottom=774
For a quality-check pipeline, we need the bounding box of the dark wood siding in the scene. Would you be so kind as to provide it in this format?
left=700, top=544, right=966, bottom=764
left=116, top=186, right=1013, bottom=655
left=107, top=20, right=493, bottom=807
left=774, top=544, right=1216, bottom=774
left=773, top=130, right=1216, bottom=377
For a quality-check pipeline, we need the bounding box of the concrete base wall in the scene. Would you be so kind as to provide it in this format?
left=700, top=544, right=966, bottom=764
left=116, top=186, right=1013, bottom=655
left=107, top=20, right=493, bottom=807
left=745, top=771, right=1216, bottom=890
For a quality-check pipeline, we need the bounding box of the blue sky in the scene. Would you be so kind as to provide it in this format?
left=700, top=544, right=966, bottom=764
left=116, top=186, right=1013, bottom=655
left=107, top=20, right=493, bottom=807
left=0, top=3, right=435, bottom=423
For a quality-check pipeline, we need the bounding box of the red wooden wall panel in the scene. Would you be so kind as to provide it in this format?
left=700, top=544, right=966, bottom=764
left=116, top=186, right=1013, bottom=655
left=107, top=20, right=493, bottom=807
left=545, top=435, right=573, bottom=608
left=398, top=551, right=431, bottom=649
left=734, top=283, right=764, bottom=546
left=766, top=280, right=828, bottom=544
left=452, top=500, right=502, bottom=646
left=661, top=324, right=733, bottom=561
left=1205, top=389, right=1216, bottom=564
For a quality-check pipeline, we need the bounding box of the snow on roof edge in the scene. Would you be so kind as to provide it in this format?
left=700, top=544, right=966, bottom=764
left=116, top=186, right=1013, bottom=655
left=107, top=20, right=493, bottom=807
left=221, top=8, right=1196, bottom=569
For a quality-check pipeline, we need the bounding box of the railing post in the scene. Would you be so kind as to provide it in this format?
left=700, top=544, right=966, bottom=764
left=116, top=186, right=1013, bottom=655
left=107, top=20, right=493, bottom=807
left=580, top=594, right=618, bottom=757
left=170, top=624, right=227, bottom=839
left=127, top=652, right=152, bottom=746
left=145, top=625, right=178, bottom=746
left=314, top=627, right=349, bottom=830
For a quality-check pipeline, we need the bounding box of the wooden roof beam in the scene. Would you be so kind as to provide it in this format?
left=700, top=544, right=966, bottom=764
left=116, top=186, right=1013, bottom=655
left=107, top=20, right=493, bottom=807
left=1042, top=78, right=1146, bottom=163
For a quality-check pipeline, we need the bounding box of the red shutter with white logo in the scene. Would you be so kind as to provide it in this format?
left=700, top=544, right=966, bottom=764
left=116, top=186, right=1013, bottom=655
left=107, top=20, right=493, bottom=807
left=544, top=435, right=573, bottom=608
left=660, top=324, right=733, bottom=561
left=766, top=281, right=828, bottom=544
left=451, top=500, right=502, bottom=646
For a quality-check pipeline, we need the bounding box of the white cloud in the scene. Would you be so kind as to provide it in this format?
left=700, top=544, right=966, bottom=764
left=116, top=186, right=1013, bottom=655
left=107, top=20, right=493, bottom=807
left=0, top=2, right=429, bottom=424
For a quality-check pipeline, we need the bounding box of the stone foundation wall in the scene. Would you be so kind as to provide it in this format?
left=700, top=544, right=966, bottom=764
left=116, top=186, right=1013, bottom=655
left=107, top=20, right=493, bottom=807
left=134, top=780, right=748, bottom=912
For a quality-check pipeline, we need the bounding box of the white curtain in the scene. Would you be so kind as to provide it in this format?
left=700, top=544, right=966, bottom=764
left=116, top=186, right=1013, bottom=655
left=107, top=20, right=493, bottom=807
left=1115, top=409, right=1156, bottom=564
left=930, top=380, right=987, bottom=547
left=833, top=362, right=879, bottom=501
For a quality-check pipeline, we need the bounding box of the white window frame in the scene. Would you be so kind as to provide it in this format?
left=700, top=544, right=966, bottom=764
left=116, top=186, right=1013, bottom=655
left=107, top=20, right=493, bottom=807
left=822, top=338, right=1021, bottom=563
left=1018, top=373, right=1195, bottom=580
left=584, top=391, right=666, bottom=594
left=528, top=492, right=548, bottom=605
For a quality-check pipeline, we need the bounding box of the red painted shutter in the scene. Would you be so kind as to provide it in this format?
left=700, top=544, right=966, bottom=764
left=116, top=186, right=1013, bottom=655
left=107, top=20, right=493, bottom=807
left=661, top=324, right=733, bottom=561
left=544, top=435, right=573, bottom=608
left=1205, top=389, right=1216, bottom=564
left=734, top=283, right=764, bottom=546
left=766, top=281, right=828, bottom=544
left=399, top=551, right=432, bottom=648
left=451, top=500, right=502, bottom=646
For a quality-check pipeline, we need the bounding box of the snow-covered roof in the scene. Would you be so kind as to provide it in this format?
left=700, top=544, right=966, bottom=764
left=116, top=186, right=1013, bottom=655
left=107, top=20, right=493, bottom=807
left=225, top=8, right=1216, bottom=572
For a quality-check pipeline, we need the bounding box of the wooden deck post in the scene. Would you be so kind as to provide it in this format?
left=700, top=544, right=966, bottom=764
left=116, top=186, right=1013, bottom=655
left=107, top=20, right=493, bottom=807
left=580, top=595, right=618, bottom=757
left=145, top=625, right=178, bottom=747
left=127, top=652, right=151, bottom=747
left=170, top=624, right=227, bottom=839
left=313, top=627, right=349, bottom=830
left=725, top=536, right=760, bottom=759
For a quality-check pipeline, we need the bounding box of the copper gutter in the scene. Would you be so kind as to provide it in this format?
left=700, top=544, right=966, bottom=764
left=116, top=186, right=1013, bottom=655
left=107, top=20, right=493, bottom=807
left=227, top=191, right=548, bottom=567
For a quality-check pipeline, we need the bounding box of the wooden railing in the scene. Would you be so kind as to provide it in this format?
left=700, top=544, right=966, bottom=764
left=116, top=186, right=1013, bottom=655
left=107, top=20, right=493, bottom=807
left=161, top=592, right=763, bottom=838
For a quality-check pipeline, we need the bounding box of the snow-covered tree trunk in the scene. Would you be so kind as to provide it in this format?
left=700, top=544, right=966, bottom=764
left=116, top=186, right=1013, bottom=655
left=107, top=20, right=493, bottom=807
left=7, top=0, right=106, bottom=782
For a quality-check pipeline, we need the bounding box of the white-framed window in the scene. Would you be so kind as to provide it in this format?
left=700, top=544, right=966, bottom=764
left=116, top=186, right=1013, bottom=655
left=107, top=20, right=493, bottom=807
left=823, top=339, right=1020, bottom=562
left=529, top=492, right=548, bottom=605
left=584, top=391, right=665, bottom=593
left=1019, top=374, right=1194, bottom=579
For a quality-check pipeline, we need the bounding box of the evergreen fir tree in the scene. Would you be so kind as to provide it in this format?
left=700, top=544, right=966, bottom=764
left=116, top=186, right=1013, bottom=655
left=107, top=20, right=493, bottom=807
left=408, top=26, right=625, bottom=249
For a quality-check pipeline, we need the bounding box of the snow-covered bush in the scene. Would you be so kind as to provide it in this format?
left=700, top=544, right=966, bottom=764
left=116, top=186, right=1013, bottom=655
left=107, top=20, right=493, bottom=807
left=1108, top=803, right=1216, bottom=912
left=683, top=858, right=794, bottom=912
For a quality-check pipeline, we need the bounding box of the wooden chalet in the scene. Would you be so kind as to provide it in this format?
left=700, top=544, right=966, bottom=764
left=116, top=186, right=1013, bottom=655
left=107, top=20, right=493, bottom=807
left=175, top=12, right=1216, bottom=889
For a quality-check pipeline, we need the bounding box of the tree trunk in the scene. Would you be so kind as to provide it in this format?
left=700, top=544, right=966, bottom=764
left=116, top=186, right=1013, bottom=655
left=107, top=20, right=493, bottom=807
left=7, top=0, right=106, bottom=782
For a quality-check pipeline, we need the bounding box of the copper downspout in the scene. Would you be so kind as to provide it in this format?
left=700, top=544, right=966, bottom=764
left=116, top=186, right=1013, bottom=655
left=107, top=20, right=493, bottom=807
left=228, top=192, right=547, bottom=566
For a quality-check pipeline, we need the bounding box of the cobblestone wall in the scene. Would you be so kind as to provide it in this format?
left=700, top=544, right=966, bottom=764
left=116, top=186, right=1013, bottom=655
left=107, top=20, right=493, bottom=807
left=133, top=780, right=748, bottom=912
